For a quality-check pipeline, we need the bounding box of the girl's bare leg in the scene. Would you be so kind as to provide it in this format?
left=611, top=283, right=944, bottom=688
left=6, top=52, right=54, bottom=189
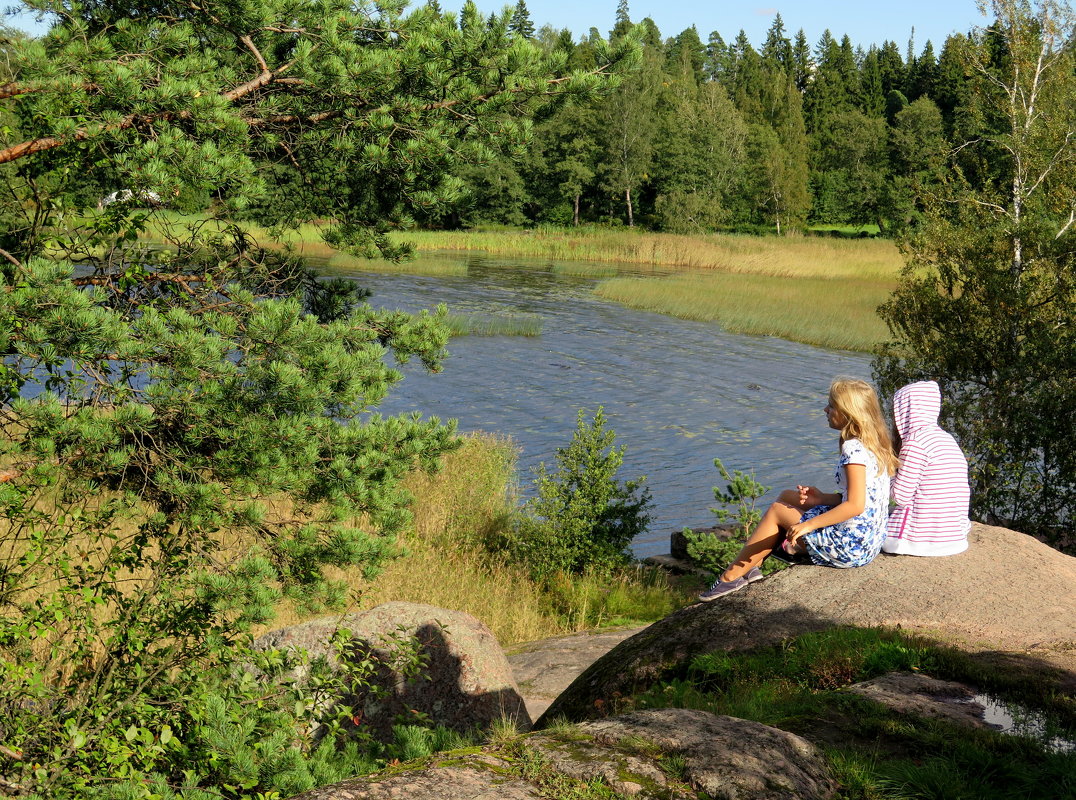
left=720, top=490, right=807, bottom=582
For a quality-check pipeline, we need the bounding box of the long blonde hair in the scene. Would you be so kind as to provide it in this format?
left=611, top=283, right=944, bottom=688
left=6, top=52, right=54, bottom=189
left=828, top=377, right=899, bottom=476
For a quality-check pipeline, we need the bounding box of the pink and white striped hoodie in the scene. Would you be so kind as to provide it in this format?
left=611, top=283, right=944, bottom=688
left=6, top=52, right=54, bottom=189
left=883, top=381, right=971, bottom=556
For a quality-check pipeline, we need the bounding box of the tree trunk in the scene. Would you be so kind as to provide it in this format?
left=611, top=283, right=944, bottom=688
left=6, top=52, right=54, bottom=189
left=573, top=193, right=580, bottom=226
left=625, top=187, right=634, bottom=227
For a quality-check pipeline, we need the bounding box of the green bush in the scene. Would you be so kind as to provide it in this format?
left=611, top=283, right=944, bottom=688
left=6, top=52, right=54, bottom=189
left=684, top=458, right=784, bottom=576
left=512, top=407, right=651, bottom=580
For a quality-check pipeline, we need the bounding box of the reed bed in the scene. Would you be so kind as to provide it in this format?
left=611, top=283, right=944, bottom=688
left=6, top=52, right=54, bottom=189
left=595, top=272, right=894, bottom=352
left=399, top=228, right=903, bottom=280
left=444, top=312, right=543, bottom=337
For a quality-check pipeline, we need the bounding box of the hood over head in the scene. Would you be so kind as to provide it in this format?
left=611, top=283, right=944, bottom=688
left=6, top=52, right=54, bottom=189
left=892, top=380, right=941, bottom=439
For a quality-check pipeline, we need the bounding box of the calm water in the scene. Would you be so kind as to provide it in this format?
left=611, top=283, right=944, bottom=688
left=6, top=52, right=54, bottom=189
left=343, top=254, right=871, bottom=557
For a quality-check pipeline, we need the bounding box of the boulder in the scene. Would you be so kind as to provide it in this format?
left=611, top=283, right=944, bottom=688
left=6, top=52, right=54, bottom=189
left=255, top=602, right=529, bottom=738
left=539, top=524, right=1076, bottom=725
left=291, top=708, right=835, bottom=800
left=289, top=765, right=542, bottom=800
left=532, top=709, right=836, bottom=800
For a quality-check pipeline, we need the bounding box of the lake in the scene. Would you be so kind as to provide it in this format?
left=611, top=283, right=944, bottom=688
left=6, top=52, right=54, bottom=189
left=341, top=253, right=872, bottom=557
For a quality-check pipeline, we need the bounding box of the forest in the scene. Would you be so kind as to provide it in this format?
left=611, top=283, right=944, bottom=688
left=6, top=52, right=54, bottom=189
left=438, top=0, right=968, bottom=235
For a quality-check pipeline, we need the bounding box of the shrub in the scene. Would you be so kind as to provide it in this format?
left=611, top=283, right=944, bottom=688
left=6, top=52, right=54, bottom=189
left=512, top=407, right=651, bottom=580
left=684, top=458, right=785, bottom=576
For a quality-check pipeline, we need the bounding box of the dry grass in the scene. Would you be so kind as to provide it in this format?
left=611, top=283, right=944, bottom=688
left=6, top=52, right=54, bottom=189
left=398, top=228, right=903, bottom=280
left=259, top=433, right=570, bottom=646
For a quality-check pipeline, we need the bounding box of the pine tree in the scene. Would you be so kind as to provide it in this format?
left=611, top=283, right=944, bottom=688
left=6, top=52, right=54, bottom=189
left=0, top=2, right=636, bottom=795
left=705, top=31, right=730, bottom=81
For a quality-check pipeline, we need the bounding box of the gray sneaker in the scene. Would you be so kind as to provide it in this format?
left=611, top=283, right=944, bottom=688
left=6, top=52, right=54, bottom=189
left=699, top=571, right=755, bottom=602
left=745, top=566, right=765, bottom=583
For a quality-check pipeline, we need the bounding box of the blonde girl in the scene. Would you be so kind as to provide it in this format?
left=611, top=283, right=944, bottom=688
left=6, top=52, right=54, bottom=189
left=699, top=377, right=898, bottom=601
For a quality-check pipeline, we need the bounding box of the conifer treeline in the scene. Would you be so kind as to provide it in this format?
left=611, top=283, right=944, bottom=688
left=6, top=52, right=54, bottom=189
left=436, top=0, right=976, bottom=235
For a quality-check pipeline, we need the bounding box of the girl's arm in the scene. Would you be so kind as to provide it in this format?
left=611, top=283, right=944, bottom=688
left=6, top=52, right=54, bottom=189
left=786, top=463, right=866, bottom=543
left=891, top=442, right=926, bottom=507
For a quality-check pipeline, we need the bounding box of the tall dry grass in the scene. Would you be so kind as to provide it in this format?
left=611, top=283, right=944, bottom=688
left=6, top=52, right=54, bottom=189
left=263, top=434, right=570, bottom=646
left=398, top=228, right=903, bottom=279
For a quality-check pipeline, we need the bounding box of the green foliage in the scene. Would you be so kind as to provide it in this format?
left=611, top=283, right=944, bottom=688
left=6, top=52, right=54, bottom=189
left=0, top=2, right=634, bottom=796
left=537, top=566, right=688, bottom=630
left=709, top=457, right=769, bottom=536
left=685, top=458, right=785, bottom=577
left=627, top=627, right=1076, bottom=800
left=512, top=407, right=651, bottom=580
left=875, top=0, right=1076, bottom=548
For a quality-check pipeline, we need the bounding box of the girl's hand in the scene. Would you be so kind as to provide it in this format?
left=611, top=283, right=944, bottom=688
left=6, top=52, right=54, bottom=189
left=786, top=521, right=815, bottom=543
left=797, top=485, right=825, bottom=507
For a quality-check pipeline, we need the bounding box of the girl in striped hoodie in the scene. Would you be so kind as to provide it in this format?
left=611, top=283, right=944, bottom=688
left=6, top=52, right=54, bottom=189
left=883, top=381, right=971, bottom=556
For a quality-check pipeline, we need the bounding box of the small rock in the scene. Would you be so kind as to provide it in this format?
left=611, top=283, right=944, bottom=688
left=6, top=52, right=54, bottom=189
left=847, top=672, right=992, bottom=729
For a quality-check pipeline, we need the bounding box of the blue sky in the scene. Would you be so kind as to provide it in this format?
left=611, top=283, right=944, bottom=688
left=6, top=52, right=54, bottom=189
left=481, top=0, right=991, bottom=51
left=6, top=1, right=992, bottom=53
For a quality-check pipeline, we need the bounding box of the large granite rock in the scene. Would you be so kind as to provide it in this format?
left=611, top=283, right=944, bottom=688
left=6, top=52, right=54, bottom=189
left=539, top=524, right=1076, bottom=725
left=291, top=708, right=836, bottom=800
left=255, top=602, right=529, bottom=738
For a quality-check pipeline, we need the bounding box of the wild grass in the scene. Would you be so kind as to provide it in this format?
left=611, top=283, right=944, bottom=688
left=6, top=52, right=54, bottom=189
left=398, top=227, right=903, bottom=279
left=263, top=433, right=692, bottom=645
left=139, top=216, right=902, bottom=351
left=595, top=272, right=893, bottom=352
left=627, top=627, right=1076, bottom=800
left=444, top=312, right=543, bottom=337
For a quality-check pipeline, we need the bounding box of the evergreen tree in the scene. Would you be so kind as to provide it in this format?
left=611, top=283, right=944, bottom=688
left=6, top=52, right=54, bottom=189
left=761, top=13, right=793, bottom=71
left=0, top=1, right=634, bottom=795
left=907, top=40, right=939, bottom=99
left=858, top=47, right=887, bottom=116
left=935, top=33, right=971, bottom=121
left=792, top=29, right=814, bottom=92
left=877, top=40, right=908, bottom=96
left=612, top=0, right=632, bottom=39
left=509, top=0, right=536, bottom=39
left=705, top=30, right=730, bottom=82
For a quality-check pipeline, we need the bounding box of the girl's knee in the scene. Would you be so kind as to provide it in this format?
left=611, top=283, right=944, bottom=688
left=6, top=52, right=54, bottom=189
left=776, top=489, right=800, bottom=506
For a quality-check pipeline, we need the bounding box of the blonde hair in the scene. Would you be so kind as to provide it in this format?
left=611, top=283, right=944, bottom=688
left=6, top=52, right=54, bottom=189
left=828, top=377, right=899, bottom=476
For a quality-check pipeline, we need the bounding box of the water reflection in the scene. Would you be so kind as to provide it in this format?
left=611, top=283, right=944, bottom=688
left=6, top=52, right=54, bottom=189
left=336, top=253, right=872, bottom=557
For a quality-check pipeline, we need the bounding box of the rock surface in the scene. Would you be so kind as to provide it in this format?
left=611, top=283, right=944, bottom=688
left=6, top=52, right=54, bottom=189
left=291, top=708, right=836, bottom=800
left=507, top=627, right=644, bottom=721
left=540, top=524, right=1076, bottom=724
left=548, top=709, right=837, bottom=800
left=255, top=602, right=529, bottom=738
left=846, top=672, right=994, bottom=729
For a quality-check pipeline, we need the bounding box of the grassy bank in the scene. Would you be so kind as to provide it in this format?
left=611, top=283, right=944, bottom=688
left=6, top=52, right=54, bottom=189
left=595, top=273, right=891, bottom=352
left=625, top=627, right=1076, bottom=799
left=266, top=433, right=698, bottom=646
left=399, top=228, right=900, bottom=352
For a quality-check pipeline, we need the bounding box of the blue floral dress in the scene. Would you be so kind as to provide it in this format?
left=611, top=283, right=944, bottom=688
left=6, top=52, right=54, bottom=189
left=800, top=439, right=890, bottom=568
